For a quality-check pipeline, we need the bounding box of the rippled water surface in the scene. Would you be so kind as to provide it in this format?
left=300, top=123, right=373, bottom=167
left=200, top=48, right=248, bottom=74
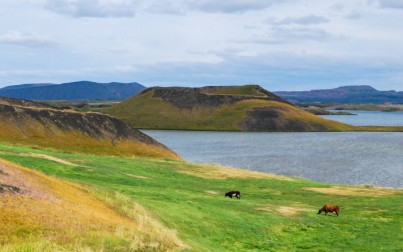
left=143, top=130, right=403, bottom=188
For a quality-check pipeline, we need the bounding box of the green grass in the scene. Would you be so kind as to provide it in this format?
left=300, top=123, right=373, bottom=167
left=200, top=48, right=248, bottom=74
left=1, top=143, right=402, bottom=251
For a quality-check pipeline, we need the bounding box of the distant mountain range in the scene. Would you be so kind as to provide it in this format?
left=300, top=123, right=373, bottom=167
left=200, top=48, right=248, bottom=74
left=274, top=85, right=403, bottom=104
left=0, top=81, right=146, bottom=101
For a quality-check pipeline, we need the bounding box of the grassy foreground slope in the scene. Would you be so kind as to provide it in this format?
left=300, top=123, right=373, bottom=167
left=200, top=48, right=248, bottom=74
left=104, top=85, right=356, bottom=132
left=1, top=143, right=402, bottom=251
left=0, top=157, right=184, bottom=251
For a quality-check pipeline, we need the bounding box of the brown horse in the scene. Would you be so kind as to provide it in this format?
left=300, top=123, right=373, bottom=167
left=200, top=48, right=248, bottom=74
left=318, top=204, right=339, bottom=217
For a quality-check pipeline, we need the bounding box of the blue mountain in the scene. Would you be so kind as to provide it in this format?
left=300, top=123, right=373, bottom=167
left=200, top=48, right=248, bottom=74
left=0, top=81, right=146, bottom=101
left=275, top=85, right=403, bottom=104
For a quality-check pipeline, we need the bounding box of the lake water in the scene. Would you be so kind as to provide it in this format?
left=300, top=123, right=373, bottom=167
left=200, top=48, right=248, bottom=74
left=320, top=110, right=403, bottom=126
left=141, top=111, right=403, bottom=189
left=143, top=130, right=403, bottom=188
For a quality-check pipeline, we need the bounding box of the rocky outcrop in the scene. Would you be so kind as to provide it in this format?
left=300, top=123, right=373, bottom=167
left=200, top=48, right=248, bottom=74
left=0, top=183, right=21, bottom=194
left=0, top=97, right=55, bottom=109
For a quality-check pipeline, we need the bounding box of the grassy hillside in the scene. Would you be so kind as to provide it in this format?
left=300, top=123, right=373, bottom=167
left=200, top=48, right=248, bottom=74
left=0, top=103, right=180, bottom=160
left=0, top=157, right=183, bottom=251
left=1, top=143, right=401, bottom=251
left=104, top=86, right=356, bottom=131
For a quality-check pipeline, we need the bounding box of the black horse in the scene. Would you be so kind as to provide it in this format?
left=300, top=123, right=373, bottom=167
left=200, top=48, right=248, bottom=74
left=225, top=191, right=241, bottom=199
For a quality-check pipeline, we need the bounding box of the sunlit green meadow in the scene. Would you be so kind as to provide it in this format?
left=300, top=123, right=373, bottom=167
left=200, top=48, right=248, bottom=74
left=0, top=143, right=402, bottom=251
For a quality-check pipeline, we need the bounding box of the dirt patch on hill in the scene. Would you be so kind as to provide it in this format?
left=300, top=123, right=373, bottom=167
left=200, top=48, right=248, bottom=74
left=25, top=153, right=79, bottom=166
left=178, top=164, right=294, bottom=181
left=304, top=186, right=398, bottom=196
left=256, top=204, right=312, bottom=217
left=0, top=158, right=59, bottom=202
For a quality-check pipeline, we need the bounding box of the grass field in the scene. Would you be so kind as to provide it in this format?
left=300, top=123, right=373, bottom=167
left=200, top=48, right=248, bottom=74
left=0, top=143, right=402, bottom=251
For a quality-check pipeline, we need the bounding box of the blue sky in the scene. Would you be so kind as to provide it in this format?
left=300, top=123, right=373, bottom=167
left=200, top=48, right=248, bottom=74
left=0, top=0, right=402, bottom=91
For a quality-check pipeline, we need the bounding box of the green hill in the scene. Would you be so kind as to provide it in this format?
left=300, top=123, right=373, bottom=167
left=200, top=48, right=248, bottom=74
left=104, top=85, right=356, bottom=131
left=0, top=143, right=401, bottom=251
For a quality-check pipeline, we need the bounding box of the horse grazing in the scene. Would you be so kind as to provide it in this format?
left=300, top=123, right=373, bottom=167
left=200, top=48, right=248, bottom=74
left=318, top=204, right=340, bottom=217
left=225, top=191, right=241, bottom=199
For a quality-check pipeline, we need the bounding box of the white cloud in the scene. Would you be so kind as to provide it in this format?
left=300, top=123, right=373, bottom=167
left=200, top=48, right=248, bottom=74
left=0, top=31, right=56, bottom=47
left=0, top=0, right=402, bottom=90
left=45, top=0, right=140, bottom=17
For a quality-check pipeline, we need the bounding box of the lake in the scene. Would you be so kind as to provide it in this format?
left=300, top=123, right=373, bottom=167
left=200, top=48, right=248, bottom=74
left=143, top=130, right=402, bottom=188
left=141, top=111, right=403, bottom=189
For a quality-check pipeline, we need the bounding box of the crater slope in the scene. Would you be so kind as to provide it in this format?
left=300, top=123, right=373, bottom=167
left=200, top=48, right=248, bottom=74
left=104, top=85, right=355, bottom=131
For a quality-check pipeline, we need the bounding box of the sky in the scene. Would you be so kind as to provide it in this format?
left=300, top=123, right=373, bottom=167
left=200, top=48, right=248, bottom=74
left=0, top=0, right=402, bottom=91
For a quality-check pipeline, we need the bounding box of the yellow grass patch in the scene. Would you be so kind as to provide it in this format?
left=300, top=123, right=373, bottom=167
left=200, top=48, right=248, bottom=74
left=22, top=152, right=78, bottom=166
left=123, top=173, right=150, bottom=179
left=205, top=190, right=220, bottom=195
left=178, top=163, right=294, bottom=181
left=303, top=186, right=399, bottom=197
left=256, top=204, right=312, bottom=217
